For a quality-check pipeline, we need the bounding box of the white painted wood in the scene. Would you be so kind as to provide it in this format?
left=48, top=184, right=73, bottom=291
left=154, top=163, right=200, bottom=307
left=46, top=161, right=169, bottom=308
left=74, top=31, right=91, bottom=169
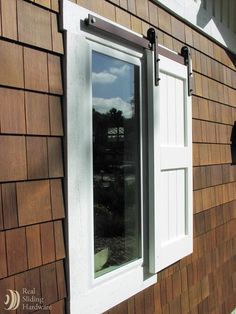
left=160, top=171, right=169, bottom=243
left=175, top=78, right=185, bottom=146
left=160, top=169, right=186, bottom=244
left=160, top=72, right=185, bottom=146
left=64, top=2, right=157, bottom=313
left=167, top=74, right=176, bottom=145
left=160, top=147, right=189, bottom=169
left=222, top=0, right=229, bottom=28
left=149, top=54, right=193, bottom=274
left=160, top=72, right=185, bottom=147
left=168, top=170, right=177, bottom=240
left=214, top=0, right=221, bottom=21
left=207, top=0, right=213, bottom=16
left=160, top=73, right=168, bottom=145
left=229, top=0, right=236, bottom=33
left=176, top=169, right=186, bottom=237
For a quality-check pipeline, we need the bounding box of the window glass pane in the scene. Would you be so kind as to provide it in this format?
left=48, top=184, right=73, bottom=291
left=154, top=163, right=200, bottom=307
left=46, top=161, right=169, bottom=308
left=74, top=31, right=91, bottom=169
left=92, top=51, right=141, bottom=278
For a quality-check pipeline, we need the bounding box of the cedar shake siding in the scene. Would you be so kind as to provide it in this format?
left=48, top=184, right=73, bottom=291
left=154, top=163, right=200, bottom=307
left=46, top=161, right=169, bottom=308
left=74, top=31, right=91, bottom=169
left=0, top=1, right=66, bottom=313
left=1, top=0, right=236, bottom=313
left=68, top=0, right=236, bottom=313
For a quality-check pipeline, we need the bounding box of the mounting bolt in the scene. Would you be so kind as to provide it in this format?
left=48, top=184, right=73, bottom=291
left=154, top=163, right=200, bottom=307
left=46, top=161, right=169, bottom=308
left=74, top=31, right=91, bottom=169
left=91, top=17, right=96, bottom=24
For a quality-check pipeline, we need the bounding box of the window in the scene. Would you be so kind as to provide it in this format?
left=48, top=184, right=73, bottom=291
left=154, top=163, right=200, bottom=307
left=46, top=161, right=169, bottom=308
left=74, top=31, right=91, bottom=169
left=92, top=49, right=141, bottom=278
left=63, top=1, right=193, bottom=313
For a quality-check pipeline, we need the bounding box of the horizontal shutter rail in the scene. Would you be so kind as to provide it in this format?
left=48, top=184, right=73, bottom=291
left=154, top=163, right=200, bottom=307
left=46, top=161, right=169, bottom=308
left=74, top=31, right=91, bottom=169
left=84, top=14, right=150, bottom=49
left=84, top=15, right=189, bottom=87
left=84, top=15, right=185, bottom=64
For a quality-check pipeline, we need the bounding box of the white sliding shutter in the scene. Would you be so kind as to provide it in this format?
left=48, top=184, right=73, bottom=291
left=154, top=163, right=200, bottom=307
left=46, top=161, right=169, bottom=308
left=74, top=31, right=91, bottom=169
left=148, top=53, right=193, bottom=273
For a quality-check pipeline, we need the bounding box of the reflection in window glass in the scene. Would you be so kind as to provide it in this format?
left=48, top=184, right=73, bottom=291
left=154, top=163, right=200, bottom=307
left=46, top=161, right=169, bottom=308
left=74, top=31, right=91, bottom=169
left=92, top=51, right=141, bottom=277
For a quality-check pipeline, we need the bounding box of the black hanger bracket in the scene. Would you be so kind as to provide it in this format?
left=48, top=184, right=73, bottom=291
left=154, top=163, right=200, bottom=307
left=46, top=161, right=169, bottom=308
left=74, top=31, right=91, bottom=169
left=181, top=46, right=193, bottom=96
left=147, top=28, right=160, bottom=86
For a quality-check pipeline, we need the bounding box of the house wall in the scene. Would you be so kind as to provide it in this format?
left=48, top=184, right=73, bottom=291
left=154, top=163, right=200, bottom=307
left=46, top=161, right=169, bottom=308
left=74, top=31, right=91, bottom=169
left=0, top=0, right=66, bottom=313
left=154, top=0, right=236, bottom=53
left=69, top=0, right=236, bottom=313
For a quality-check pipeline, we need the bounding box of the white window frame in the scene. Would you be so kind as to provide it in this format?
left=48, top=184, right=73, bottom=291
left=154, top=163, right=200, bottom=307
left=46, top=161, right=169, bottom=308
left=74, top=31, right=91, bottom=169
left=63, top=2, right=157, bottom=314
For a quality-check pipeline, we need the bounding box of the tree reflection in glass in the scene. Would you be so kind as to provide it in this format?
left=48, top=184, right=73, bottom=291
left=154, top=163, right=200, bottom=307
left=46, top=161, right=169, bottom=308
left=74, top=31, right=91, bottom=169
left=92, top=51, right=141, bottom=277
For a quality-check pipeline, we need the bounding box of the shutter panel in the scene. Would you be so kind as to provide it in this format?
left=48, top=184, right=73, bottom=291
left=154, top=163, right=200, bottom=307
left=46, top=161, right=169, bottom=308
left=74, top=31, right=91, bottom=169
left=148, top=53, right=193, bottom=273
